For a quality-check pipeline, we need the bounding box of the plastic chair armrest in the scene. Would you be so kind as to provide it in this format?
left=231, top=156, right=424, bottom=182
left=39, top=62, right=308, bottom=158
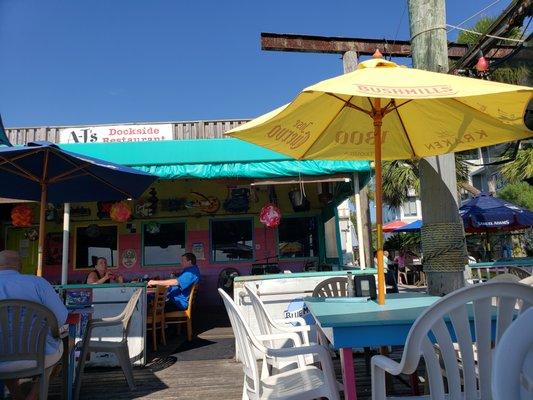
left=266, top=344, right=329, bottom=362
left=274, top=317, right=308, bottom=327
left=256, top=332, right=302, bottom=347
left=371, top=354, right=403, bottom=376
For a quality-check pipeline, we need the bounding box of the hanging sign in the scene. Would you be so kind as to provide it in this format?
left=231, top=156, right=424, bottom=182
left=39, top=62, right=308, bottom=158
left=59, top=124, right=173, bottom=144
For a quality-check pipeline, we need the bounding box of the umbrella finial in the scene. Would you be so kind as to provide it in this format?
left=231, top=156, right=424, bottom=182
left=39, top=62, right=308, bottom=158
left=372, top=48, right=383, bottom=59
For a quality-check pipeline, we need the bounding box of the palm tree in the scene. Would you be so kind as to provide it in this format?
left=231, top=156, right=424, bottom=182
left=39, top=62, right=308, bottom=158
left=499, top=144, right=533, bottom=184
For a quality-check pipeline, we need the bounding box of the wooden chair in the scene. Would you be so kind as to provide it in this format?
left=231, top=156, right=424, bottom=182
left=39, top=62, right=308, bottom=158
left=165, top=284, right=198, bottom=342
left=371, top=282, right=533, bottom=399
left=0, top=300, right=61, bottom=400
left=146, top=285, right=167, bottom=351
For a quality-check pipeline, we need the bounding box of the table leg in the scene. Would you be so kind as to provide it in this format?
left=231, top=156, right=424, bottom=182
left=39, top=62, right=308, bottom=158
left=340, top=348, right=357, bottom=400
left=62, top=337, right=69, bottom=400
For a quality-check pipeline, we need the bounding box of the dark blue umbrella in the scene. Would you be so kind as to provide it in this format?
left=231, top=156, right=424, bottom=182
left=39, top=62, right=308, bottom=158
left=0, top=141, right=157, bottom=275
left=459, top=192, right=533, bottom=233
left=393, top=219, right=422, bottom=233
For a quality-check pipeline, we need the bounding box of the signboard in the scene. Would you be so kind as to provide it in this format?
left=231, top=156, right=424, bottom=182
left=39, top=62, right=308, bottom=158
left=59, top=124, right=173, bottom=144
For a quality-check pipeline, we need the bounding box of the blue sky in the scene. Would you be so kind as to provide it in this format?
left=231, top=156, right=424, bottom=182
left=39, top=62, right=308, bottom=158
left=0, top=0, right=510, bottom=127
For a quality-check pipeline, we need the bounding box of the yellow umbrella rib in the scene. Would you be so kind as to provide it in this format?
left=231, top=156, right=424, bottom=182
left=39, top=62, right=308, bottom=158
left=301, top=94, right=352, bottom=160
left=448, top=96, right=530, bottom=130
left=391, top=103, right=417, bottom=160
left=323, top=92, right=373, bottom=116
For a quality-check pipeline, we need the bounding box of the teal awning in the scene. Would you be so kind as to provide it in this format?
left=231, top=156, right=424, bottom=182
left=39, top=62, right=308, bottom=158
left=60, top=139, right=371, bottom=181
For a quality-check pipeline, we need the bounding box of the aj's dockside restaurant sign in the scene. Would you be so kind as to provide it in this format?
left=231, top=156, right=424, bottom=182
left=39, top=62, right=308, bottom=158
left=59, top=123, right=173, bottom=144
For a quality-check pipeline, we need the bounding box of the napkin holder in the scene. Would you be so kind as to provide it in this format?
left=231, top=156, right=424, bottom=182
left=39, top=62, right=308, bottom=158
left=354, top=274, right=377, bottom=300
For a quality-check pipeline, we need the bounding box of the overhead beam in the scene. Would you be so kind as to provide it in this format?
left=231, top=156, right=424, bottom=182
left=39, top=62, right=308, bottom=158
left=451, top=0, right=532, bottom=70
left=261, top=32, right=516, bottom=60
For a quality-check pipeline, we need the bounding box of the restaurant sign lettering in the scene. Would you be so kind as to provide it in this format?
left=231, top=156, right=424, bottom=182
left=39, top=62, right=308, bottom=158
left=59, top=123, right=173, bottom=144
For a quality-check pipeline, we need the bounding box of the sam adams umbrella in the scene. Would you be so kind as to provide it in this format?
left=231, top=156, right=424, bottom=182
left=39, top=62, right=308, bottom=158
left=0, top=141, right=158, bottom=276
left=227, top=55, right=532, bottom=304
left=460, top=192, right=533, bottom=233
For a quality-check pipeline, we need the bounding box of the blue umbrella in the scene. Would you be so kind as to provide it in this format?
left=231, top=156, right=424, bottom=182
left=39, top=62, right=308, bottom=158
left=393, top=219, right=422, bottom=233
left=0, top=141, right=157, bottom=275
left=459, top=192, right=533, bottom=233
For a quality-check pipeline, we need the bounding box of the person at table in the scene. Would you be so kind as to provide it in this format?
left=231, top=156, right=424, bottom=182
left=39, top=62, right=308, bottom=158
left=0, top=250, right=68, bottom=400
left=147, top=252, right=200, bottom=311
left=86, top=257, right=124, bottom=284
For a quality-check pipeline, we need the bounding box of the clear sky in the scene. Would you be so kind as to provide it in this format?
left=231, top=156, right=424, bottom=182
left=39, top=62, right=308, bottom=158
left=0, top=0, right=510, bottom=127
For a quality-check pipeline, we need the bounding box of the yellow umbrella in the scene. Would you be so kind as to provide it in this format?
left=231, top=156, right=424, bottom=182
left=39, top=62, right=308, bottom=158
left=227, top=56, right=533, bottom=305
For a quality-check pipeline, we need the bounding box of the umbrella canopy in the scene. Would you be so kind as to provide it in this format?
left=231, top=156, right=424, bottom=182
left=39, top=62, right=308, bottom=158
left=227, top=56, right=533, bottom=305
left=0, top=141, right=158, bottom=275
left=394, top=219, right=423, bottom=233
left=460, top=192, right=533, bottom=233
left=383, top=220, right=407, bottom=233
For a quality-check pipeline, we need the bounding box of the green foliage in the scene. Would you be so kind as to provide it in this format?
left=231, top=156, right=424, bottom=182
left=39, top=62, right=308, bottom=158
left=500, top=147, right=533, bottom=184
left=384, top=233, right=421, bottom=253
left=456, top=16, right=522, bottom=45
left=381, top=161, right=419, bottom=208
left=497, top=182, right=533, bottom=210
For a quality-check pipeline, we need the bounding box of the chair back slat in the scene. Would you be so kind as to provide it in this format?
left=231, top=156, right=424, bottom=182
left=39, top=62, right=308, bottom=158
left=219, top=289, right=265, bottom=399
left=150, top=286, right=167, bottom=320
left=312, top=277, right=349, bottom=298
left=421, top=336, right=446, bottom=400
left=245, top=285, right=274, bottom=339
left=431, top=318, right=462, bottom=400
left=0, top=300, right=60, bottom=378
left=120, top=289, right=142, bottom=340
left=186, top=284, right=198, bottom=315
left=397, top=282, right=533, bottom=399
left=496, top=296, right=518, bottom=343
left=448, top=307, right=478, bottom=399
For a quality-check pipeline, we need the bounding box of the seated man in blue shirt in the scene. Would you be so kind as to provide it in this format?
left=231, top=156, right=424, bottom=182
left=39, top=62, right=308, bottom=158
left=147, top=252, right=200, bottom=311
left=0, top=250, right=68, bottom=400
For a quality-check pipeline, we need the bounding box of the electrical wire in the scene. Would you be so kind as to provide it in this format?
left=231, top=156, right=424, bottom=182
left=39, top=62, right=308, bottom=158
left=389, top=1, right=408, bottom=60
left=446, top=24, right=526, bottom=43
left=447, top=0, right=502, bottom=34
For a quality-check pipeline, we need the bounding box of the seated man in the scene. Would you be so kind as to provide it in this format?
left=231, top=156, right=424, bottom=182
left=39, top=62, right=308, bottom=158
left=148, top=252, right=200, bottom=311
left=0, top=250, right=68, bottom=400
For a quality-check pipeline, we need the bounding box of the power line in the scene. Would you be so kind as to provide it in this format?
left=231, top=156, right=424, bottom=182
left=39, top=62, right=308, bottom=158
left=447, top=0, right=502, bottom=34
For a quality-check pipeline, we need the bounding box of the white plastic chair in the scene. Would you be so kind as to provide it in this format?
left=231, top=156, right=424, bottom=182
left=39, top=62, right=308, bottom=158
left=218, top=288, right=340, bottom=400
left=0, top=300, right=62, bottom=400
left=492, top=307, right=533, bottom=400
left=244, top=284, right=314, bottom=372
left=371, top=282, right=533, bottom=400
left=74, top=288, right=142, bottom=399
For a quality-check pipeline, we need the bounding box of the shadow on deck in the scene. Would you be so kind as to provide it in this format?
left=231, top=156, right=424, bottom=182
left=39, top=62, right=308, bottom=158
left=49, top=300, right=426, bottom=400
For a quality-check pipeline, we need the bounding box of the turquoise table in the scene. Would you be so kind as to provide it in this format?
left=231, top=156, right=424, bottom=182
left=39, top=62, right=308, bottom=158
left=305, top=293, right=440, bottom=400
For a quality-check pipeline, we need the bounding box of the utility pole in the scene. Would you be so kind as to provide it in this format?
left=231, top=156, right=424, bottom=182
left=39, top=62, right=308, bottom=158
left=408, top=0, right=467, bottom=295
left=342, top=51, right=372, bottom=269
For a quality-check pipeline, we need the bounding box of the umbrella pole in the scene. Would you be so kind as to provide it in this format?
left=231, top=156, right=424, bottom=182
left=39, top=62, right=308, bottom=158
left=37, top=183, right=47, bottom=277
left=373, top=99, right=386, bottom=305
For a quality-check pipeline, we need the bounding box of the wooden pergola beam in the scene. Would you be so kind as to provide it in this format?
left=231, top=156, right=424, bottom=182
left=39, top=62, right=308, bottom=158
left=261, top=32, right=516, bottom=60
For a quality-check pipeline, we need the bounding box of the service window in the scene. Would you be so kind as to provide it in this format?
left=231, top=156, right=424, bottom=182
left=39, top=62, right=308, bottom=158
left=75, top=225, right=118, bottom=269
left=211, top=219, right=253, bottom=262
left=143, top=222, right=186, bottom=266
left=278, top=216, right=319, bottom=259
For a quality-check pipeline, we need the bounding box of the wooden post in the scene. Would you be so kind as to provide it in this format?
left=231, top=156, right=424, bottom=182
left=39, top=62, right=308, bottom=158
left=408, top=0, right=467, bottom=295
left=343, top=50, right=373, bottom=270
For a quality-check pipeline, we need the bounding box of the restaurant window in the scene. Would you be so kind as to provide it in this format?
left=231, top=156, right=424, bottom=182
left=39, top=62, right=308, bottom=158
left=278, top=216, right=318, bottom=259
left=143, top=222, right=186, bottom=266
left=75, top=225, right=118, bottom=269
left=211, top=219, right=253, bottom=262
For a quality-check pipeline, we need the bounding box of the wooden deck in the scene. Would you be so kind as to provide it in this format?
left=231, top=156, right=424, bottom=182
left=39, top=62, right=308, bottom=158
left=46, top=304, right=426, bottom=400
